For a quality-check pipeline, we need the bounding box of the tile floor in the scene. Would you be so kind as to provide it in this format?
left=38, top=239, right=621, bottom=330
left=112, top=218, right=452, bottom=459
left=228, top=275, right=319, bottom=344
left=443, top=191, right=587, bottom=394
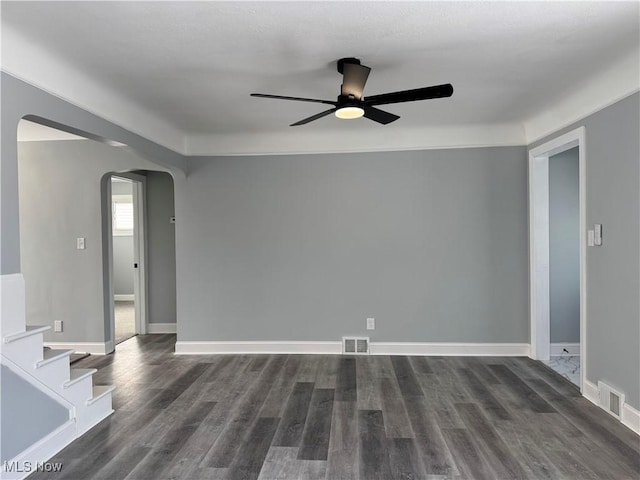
left=542, top=355, right=580, bottom=387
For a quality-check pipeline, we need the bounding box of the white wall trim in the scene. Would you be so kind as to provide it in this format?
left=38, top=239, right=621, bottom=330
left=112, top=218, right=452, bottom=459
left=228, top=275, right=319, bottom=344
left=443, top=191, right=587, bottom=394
left=2, top=419, right=76, bottom=480
left=146, top=323, right=177, bottom=334
left=175, top=341, right=343, bottom=355
left=582, top=379, right=640, bottom=436
left=369, top=342, right=530, bottom=356
left=113, top=294, right=134, bottom=302
left=528, top=127, right=587, bottom=397
left=583, top=379, right=599, bottom=405
left=175, top=341, right=529, bottom=356
left=550, top=343, right=580, bottom=356
left=622, top=403, right=640, bottom=436
left=44, top=342, right=110, bottom=355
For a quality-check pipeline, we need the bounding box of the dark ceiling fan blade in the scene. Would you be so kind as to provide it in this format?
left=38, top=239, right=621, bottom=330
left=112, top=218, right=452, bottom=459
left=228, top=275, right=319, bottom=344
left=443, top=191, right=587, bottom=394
left=363, top=106, right=400, bottom=125
left=364, top=84, right=454, bottom=106
left=251, top=93, right=336, bottom=105
left=341, top=62, right=371, bottom=99
left=290, top=108, right=336, bottom=126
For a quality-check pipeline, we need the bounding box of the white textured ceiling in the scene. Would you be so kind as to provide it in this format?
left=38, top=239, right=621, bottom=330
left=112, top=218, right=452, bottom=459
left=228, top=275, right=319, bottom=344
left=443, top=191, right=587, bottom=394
left=2, top=1, right=639, bottom=155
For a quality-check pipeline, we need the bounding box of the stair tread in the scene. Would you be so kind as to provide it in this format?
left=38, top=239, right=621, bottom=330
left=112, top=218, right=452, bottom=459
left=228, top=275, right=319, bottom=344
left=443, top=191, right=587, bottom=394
left=37, top=348, right=74, bottom=367
left=64, top=368, right=97, bottom=388
left=3, top=325, right=51, bottom=344
left=87, top=385, right=115, bottom=406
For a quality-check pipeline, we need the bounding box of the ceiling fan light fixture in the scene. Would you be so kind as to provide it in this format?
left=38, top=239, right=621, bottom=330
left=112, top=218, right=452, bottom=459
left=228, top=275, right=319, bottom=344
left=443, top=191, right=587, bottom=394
left=335, top=106, right=364, bottom=119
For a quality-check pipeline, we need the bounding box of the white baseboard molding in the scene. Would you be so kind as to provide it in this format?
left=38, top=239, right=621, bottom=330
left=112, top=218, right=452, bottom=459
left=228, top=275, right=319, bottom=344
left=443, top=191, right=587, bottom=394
left=582, top=379, right=639, bottom=436
left=2, top=419, right=75, bottom=480
left=175, top=341, right=529, bottom=356
left=370, top=342, right=530, bottom=356
left=44, top=341, right=111, bottom=355
left=113, top=294, right=134, bottom=301
left=583, top=379, right=599, bottom=405
left=175, top=341, right=342, bottom=354
left=622, top=403, right=640, bottom=435
left=146, top=323, right=177, bottom=334
left=550, top=342, right=580, bottom=356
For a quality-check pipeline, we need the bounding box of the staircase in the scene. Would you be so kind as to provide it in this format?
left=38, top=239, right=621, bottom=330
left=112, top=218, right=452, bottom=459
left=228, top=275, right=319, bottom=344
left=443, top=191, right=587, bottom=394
left=1, top=274, right=115, bottom=478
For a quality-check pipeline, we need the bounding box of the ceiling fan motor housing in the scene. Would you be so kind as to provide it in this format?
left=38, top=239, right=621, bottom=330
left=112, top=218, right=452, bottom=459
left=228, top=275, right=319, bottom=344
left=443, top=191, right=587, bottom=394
left=337, top=57, right=361, bottom=74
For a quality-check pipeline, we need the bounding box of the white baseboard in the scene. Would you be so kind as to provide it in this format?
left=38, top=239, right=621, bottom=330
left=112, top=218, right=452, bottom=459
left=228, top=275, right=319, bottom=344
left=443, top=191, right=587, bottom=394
left=622, top=403, right=640, bottom=435
left=370, top=342, right=530, bottom=356
left=582, top=379, right=639, bottom=436
left=583, top=379, right=599, bottom=405
left=44, top=341, right=111, bottom=355
left=2, top=419, right=75, bottom=480
left=550, top=342, right=580, bottom=355
left=175, top=341, right=342, bottom=354
left=113, top=294, right=134, bottom=301
left=146, top=323, right=177, bottom=334
left=175, top=341, right=529, bottom=356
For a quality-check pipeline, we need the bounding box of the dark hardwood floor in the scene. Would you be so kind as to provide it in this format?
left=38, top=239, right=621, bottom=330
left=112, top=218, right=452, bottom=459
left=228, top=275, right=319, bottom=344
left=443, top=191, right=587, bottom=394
left=29, top=334, right=640, bottom=479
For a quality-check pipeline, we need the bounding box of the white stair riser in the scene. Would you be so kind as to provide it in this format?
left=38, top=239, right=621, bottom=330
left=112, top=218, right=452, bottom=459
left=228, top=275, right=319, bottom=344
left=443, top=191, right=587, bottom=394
left=60, top=377, right=94, bottom=404
left=2, top=333, right=46, bottom=367
left=0, top=274, right=26, bottom=339
left=32, top=359, right=71, bottom=386
left=77, top=395, right=114, bottom=435
left=1, top=273, right=115, bottom=471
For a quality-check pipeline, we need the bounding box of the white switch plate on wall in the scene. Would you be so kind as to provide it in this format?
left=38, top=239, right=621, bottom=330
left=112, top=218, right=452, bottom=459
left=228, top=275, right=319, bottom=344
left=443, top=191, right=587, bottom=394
left=54, top=320, right=63, bottom=332
left=366, top=317, right=375, bottom=330
left=76, top=237, right=86, bottom=249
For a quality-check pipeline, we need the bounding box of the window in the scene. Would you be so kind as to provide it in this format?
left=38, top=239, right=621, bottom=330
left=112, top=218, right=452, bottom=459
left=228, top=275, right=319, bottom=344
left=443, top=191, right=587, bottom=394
left=112, top=195, right=134, bottom=236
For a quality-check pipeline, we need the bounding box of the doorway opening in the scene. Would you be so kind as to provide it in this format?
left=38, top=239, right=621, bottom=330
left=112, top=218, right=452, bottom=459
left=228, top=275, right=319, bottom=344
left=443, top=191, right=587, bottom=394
left=528, top=127, right=586, bottom=390
left=110, top=175, right=145, bottom=344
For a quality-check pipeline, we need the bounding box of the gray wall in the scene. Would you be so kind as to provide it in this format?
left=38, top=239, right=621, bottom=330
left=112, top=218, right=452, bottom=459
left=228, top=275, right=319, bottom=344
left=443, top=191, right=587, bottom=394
left=177, top=147, right=529, bottom=343
left=146, top=171, right=177, bottom=324
left=111, top=180, right=134, bottom=296
left=1, top=365, right=69, bottom=462
left=18, top=138, right=171, bottom=343
left=1, top=72, right=186, bottom=276
left=549, top=147, right=580, bottom=343
left=530, top=92, right=640, bottom=409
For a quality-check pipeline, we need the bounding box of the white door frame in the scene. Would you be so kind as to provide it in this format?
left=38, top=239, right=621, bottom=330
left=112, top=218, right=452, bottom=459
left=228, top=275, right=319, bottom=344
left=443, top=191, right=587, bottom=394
left=108, top=173, right=148, bottom=340
left=528, top=126, right=586, bottom=391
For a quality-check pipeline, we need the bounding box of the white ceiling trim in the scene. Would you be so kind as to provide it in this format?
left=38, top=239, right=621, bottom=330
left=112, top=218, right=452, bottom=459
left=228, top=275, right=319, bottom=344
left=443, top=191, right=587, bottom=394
left=3, top=22, right=638, bottom=156
left=2, top=24, right=186, bottom=154
left=186, top=123, right=525, bottom=157
left=524, top=49, right=640, bottom=144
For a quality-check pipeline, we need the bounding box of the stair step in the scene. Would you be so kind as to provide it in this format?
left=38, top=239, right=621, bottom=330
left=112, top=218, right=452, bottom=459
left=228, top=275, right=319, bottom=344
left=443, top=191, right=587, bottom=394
left=87, top=385, right=115, bottom=406
left=37, top=348, right=74, bottom=368
left=3, top=325, right=51, bottom=344
left=64, top=368, right=97, bottom=389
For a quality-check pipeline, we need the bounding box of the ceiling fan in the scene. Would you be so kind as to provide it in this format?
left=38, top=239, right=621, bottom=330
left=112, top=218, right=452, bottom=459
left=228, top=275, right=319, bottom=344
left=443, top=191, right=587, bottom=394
left=251, top=57, right=453, bottom=126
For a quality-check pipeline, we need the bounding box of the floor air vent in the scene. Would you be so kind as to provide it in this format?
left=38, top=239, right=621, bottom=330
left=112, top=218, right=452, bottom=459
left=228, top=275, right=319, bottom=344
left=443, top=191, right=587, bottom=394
left=342, top=337, right=370, bottom=355
left=598, top=381, right=624, bottom=419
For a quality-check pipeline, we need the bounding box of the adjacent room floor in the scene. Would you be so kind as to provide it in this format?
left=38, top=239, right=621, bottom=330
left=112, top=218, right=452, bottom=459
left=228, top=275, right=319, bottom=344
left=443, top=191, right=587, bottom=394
left=542, top=355, right=581, bottom=387
left=31, top=335, right=639, bottom=480
left=114, top=300, right=136, bottom=345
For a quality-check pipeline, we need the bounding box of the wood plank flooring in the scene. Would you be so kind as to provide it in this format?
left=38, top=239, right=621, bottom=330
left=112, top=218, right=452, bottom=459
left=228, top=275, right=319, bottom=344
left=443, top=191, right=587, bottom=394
left=29, top=334, right=640, bottom=480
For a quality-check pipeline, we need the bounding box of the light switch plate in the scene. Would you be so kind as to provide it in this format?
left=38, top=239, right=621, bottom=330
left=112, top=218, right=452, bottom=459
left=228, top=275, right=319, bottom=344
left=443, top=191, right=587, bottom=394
left=594, top=224, right=602, bottom=246
left=54, top=320, right=63, bottom=332
left=77, top=237, right=86, bottom=249
left=366, top=317, right=375, bottom=330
